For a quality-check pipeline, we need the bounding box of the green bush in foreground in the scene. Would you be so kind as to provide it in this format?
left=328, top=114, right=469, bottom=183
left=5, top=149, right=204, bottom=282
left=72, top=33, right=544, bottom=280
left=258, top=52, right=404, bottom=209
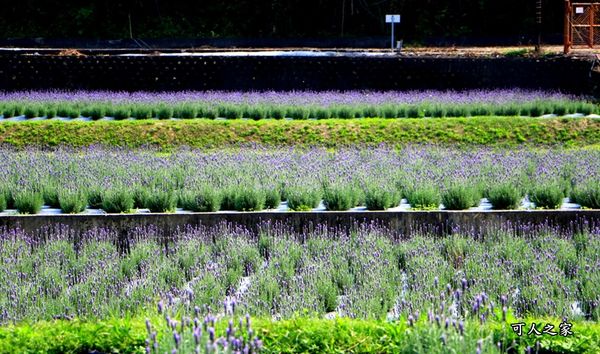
left=287, top=188, right=321, bottom=211
left=441, top=184, right=480, bottom=210
left=179, top=188, right=221, bottom=212
left=58, top=191, right=88, bottom=214
left=571, top=182, right=600, bottom=209
left=264, top=189, right=282, bottom=209
left=365, top=188, right=400, bottom=210
left=145, top=190, right=177, bottom=213
left=234, top=188, right=266, bottom=211
left=322, top=186, right=355, bottom=211
left=487, top=183, right=523, bottom=210
left=0, top=192, right=6, bottom=212
left=529, top=183, right=565, bottom=209
left=14, top=190, right=44, bottom=214
left=101, top=189, right=134, bottom=213
left=404, top=185, right=441, bottom=210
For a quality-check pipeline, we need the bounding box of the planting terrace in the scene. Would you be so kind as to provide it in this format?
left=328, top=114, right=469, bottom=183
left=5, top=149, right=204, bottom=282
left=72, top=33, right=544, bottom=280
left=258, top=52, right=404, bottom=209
left=2, top=49, right=600, bottom=353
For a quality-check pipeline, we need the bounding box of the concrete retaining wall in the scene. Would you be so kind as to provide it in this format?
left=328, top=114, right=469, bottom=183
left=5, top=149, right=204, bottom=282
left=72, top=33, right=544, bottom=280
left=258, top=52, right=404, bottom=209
left=0, top=54, right=596, bottom=94
left=1, top=211, right=598, bottom=244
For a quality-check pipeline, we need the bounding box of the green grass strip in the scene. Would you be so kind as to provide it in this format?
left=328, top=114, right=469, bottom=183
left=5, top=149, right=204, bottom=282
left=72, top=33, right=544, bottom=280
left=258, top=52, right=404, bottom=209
left=0, top=117, right=599, bottom=149
left=0, top=316, right=599, bottom=353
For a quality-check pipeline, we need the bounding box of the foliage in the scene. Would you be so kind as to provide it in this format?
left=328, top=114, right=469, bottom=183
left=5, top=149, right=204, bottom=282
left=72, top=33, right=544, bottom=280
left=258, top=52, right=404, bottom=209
left=59, top=191, right=88, bottom=214
left=529, top=183, right=565, bottom=209
left=14, top=190, right=44, bottom=214
left=102, top=189, right=134, bottom=213
left=486, top=183, right=523, bottom=210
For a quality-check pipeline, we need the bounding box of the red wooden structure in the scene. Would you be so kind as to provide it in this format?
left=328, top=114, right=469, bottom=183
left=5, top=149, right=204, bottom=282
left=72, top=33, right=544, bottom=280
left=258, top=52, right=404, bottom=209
left=564, top=0, right=600, bottom=53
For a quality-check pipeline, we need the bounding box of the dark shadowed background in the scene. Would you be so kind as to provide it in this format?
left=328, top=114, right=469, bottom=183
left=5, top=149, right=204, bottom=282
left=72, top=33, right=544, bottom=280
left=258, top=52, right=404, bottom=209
left=0, top=0, right=563, bottom=46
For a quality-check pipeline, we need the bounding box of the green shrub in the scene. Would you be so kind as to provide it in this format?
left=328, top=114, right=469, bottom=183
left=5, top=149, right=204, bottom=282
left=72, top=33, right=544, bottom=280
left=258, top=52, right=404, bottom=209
left=88, top=105, right=107, bottom=120
left=362, top=105, right=380, bottom=118
left=404, top=185, right=441, bottom=210
left=14, top=191, right=44, bottom=214
left=113, top=106, right=131, bottom=120
left=381, top=105, right=398, bottom=119
left=179, top=104, right=198, bottom=119
left=220, top=188, right=238, bottom=210
left=102, top=190, right=134, bottom=213
left=133, top=187, right=151, bottom=209
left=288, top=106, right=310, bottom=120
left=529, top=184, right=564, bottom=209
left=528, top=104, right=543, bottom=117
left=495, top=104, right=520, bottom=117
left=222, top=105, right=243, bottom=119
left=287, top=189, right=321, bottom=211
left=447, top=105, right=468, bottom=117
left=441, top=184, right=479, bottom=210
left=265, top=189, right=282, bottom=209
left=571, top=183, right=600, bottom=209
left=322, top=186, right=354, bottom=211
left=146, top=190, right=177, bottom=213
left=56, top=105, right=76, bottom=118
left=431, top=105, right=447, bottom=118
left=234, top=188, right=266, bottom=211
left=1, top=103, right=16, bottom=118
left=23, top=105, right=40, bottom=118
left=180, top=188, right=221, bottom=212
left=335, top=106, right=355, bottom=119
left=156, top=105, right=174, bottom=119
left=406, top=105, right=424, bottom=118
left=0, top=191, right=6, bottom=212
left=396, top=105, right=408, bottom=118
left=487, top=183, right=523, bottom=210
left=59, top=191, right=88, bottom=214
left=42, top=185, right=60, bottom=208
left=87, top=189, right=103, bottom=209
left=245, top=106, right=268, bottom=120
left=315, top=107, right=332, bottom=120
left=365, top=188, right=400, bottom=210
left=44, top=105, right=57, bottom=118
left=553, top=104, right=567, bottom=116
left=577, top=102, right=594, bottom=115
left=132, top=105, right=153, bottom=120
left=202, top=107, right=218, bottom=119
left=270, top=106, right=286, bottom=120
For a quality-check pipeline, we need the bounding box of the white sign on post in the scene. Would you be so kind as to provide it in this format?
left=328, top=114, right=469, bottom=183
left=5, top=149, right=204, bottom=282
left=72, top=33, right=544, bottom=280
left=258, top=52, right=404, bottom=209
left=385, top=14, right=401, bottom=50
left=386, top=15, right=401, bottom=23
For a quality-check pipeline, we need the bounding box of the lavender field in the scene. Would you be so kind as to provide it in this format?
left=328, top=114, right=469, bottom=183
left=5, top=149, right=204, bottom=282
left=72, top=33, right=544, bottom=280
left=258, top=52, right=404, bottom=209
left=0, top=146, right=598, bottom=214
left=0, top=222, right=598, bottom=352
left=1, top=222, right=599, bottom=323
left=0, top=89, right=597, bottom=120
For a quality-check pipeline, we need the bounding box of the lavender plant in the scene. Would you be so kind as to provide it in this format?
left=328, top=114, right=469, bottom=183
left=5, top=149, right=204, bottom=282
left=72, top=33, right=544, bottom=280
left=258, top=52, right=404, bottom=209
left=14, top=190, right=44, bottom=214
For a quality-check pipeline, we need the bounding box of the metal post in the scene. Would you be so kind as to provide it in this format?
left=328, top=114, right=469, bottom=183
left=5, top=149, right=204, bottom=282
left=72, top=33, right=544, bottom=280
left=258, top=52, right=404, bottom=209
left=591, top=4, right=595, bottom=48
left=391, top=22, right=395, bottom=50
left=535, top=0, right=542, bottom=53
left=564, top=0, right=571, bottom=54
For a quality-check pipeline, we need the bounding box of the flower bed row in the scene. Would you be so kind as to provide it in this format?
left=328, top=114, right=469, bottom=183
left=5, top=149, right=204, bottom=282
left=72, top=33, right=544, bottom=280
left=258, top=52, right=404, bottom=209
left=1, top=181, right=598, bottom=214
left=1, top=223, right=599, bottom=352
left=0, top=100, right=598, bottom=120
left=0, top=146, right=599, bottom=214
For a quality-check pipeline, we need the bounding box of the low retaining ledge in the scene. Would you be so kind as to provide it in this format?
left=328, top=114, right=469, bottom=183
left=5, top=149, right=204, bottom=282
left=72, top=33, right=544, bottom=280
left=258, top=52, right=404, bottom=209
left=0, top=210, right=599, bottom=242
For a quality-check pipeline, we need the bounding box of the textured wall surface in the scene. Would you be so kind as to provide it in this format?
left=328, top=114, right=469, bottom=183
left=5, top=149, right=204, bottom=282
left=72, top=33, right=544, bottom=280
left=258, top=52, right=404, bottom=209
left=0, top=211, right=598, bottom=247
left=0, top=54, right=596, bottom=94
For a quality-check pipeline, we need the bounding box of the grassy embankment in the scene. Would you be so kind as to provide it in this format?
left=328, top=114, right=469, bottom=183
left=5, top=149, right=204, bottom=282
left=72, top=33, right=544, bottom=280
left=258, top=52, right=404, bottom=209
left=0, top=117, right=599, bottom=149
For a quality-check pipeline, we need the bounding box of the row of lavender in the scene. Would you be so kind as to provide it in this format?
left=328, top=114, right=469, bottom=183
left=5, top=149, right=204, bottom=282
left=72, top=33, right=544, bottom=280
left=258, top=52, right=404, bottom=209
left=1, top=222, right=598, bottom=324
left=0, top=146, right=598, bottom=214
left=0, top=89, right=596, bottom=120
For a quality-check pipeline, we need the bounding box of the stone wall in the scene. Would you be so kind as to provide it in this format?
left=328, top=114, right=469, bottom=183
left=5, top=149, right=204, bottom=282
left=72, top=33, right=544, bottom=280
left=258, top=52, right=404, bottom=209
left=0, top=54, right=595, bottom=94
